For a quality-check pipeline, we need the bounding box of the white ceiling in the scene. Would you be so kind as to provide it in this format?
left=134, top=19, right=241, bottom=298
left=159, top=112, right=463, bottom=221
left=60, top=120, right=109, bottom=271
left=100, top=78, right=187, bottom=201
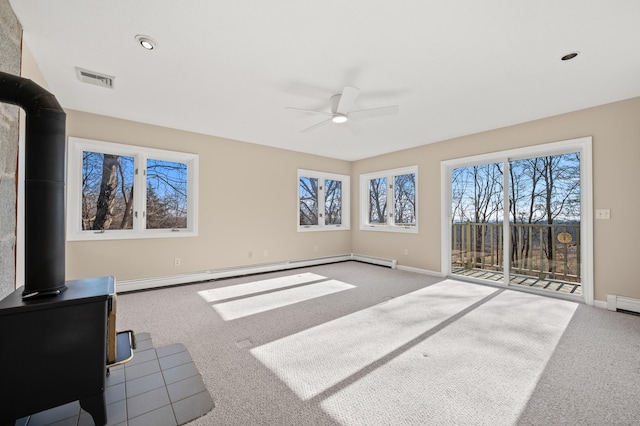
left=10, top=0, right=640, bottom=161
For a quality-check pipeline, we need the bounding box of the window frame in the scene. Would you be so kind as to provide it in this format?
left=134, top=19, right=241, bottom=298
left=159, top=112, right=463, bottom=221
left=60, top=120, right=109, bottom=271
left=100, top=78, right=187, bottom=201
left=359, top=165, right=418, bottom=233
left=440, top=137, right=593, bottom=305
left=67, top=137, right=199, bottom=241
left=297, top=169, right=350, bottom=232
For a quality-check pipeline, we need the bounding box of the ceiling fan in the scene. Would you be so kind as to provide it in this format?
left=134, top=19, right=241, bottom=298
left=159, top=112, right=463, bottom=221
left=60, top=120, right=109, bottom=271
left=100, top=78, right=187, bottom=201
left=286, top=86, right=399, bottom=133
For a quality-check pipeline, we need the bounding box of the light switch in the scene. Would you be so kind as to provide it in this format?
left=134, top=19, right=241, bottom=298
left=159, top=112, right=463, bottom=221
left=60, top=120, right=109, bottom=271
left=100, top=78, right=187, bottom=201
left=596, top=209, right=610, bottom=220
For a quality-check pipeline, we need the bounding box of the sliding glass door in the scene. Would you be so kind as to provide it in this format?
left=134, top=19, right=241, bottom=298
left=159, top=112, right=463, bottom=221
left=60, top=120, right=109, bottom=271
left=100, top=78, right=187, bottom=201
left=450, top=162, right=505, bottom=281
left=507, top=153, right=581, bottom=295
left=444, top=138, right=591, bottom=301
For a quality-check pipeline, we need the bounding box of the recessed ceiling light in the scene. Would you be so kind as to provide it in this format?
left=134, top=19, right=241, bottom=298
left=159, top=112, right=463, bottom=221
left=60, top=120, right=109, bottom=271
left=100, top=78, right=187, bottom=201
left=561, top=52, right=579, bottom=61
left=135, top=34, right=157, bottom=50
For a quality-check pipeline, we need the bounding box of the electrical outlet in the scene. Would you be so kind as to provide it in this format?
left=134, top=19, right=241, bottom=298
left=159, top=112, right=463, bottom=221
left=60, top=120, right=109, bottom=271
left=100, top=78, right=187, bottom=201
left=596, top=209, right=611, bottom=220
left=314, top=245, right=318, bottom=252
left=263, top=250, right=268, bottom=257
left=174, top=257, right=181, bottom=266
left=404, top=249, right=409, bottom=256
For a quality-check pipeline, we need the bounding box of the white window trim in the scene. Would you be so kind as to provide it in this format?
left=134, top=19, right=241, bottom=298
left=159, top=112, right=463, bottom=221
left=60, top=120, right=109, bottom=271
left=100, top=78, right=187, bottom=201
left=440, top=136, right=593, bottom=305
left=67, top=137, right=199, bottom=241
left=297, top=169, right=350, bottom=232
left=359, top=165, right=418, bottom=233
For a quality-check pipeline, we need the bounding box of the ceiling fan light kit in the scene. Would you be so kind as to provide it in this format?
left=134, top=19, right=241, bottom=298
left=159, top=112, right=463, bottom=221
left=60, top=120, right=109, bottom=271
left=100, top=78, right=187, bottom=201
left=332, top=113, right=348, bottom=124
left=287, top=86, right=398, bottom=133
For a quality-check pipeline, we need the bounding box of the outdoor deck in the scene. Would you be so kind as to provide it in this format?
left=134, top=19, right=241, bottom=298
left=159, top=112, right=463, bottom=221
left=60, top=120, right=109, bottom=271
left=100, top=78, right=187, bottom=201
left=452, top=222, right=581, bottom=285
left=452, top=267, right=582, bottom=296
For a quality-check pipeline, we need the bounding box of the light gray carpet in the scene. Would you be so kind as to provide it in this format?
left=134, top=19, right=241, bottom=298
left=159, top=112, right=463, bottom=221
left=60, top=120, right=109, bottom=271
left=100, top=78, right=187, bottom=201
left=116, top=261, right=640, bottom=425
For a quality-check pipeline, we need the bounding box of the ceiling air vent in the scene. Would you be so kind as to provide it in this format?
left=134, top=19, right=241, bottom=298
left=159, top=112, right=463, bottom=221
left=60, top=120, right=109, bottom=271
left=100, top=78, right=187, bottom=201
left=75, top=67, right=115, bottom=89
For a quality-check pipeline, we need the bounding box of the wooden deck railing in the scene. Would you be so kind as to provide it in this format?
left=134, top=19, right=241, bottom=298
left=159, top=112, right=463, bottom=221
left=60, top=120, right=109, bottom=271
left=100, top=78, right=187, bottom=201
left=452, top=222, right=580, bottom=283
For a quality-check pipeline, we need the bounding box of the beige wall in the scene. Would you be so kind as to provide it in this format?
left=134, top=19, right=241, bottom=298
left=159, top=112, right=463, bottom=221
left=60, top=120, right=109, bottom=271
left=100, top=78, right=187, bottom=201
left=352, top=97, right=640, bottom=302
left=64, top=111, right=352, bottom=281
left=68, top=97, right=640, bottom=303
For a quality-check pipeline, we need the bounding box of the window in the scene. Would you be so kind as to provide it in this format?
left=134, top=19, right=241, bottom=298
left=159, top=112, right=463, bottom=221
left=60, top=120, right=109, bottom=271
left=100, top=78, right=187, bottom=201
left=298, top=169, right=350, bottom=231
left=67, top=137, right=198, bottom=240
left=360, top=166, right=417, bottom=232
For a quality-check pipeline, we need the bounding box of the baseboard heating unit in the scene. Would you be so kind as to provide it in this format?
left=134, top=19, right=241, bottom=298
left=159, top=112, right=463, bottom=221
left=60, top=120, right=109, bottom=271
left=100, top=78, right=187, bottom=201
left=606, top=294, right=640, bottom=314
left=116, top=254, right=396, bottom=293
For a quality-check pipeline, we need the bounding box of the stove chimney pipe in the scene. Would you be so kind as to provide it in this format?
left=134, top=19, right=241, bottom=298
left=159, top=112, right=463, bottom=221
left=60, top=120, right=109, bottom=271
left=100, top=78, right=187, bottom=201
left=0, top=72, right=66, bottom=299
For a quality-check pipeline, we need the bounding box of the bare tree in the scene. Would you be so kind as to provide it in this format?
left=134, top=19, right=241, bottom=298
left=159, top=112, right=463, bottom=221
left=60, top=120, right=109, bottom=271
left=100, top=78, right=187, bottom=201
left=394, top=174, right=416, bottom=225
left=82, top=152, right=101, bottom=229
left=92, top=154, right=120, bottom=230
left=119, top=165, right=134, bottom=229
left=369, top=178, right=387, bottom=224
left=471, top=164, right=503, bottom=261
left=509, top=157, right=544, bottom=269
left=537, top=154, right=580, bottom=272
left=451, top=167, right=468, bottom=222
left=472, top=164, right=503, bottom=224
left=146, top=186, right=181, bottom=229
left=508, top=153, right=580, bottom=276
left=324, top=179, right=342, bottom=225
left=299, top=177, right=318, bottom=225
left=146, top=160, right=188, bottom=229
left=452, top=152, right=580, bottom=279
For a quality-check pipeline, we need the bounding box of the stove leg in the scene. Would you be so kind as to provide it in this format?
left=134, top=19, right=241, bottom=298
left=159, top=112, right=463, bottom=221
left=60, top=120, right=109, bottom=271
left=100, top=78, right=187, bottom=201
left=79, top=394, right=107, bottom=426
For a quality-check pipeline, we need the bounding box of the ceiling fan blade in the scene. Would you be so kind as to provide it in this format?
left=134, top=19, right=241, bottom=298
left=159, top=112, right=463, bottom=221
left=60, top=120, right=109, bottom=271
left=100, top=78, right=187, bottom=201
left=301, top=118, right=332, bottom=133
left=348, top=105, right=399, bottom=119
left=285, top=107, right=332, bottom=116
left=336, top=86, right=359, bottom=114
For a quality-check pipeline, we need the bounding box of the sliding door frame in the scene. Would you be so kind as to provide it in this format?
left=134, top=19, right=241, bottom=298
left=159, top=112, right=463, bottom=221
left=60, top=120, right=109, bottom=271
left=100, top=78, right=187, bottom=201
left=440, top=137, right=593, bottom=305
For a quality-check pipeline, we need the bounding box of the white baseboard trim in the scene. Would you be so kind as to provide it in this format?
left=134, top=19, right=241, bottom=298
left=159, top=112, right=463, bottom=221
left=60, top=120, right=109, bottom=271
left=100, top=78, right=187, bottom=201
left=117, top=254, right=352, bottom=292
left=352, top=254, right=397, bottom=268
left=593, top=300, right=607, bottom=310
left=396, top=264, right=444, bottom=277
left=116, top=253, right=437, bottom=293
left=606, top=294, right=640, bottom=314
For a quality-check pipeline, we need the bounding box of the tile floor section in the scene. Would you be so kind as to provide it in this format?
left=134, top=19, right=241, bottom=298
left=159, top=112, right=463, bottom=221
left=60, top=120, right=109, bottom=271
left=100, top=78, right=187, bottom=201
left=15, top=332, right=214, bottom=426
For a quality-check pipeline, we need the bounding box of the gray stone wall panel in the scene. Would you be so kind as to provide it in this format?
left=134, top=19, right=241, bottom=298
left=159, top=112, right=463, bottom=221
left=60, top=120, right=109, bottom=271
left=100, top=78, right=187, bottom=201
left=0, top=0, right=21, bottom=298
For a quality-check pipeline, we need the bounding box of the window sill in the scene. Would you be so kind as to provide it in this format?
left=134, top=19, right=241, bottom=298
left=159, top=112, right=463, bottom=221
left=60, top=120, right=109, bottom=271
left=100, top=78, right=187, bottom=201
left=359, top=225, right=418, bottom=234
left=297, top=226, right=351, bottom=233
left=67, top=229, right=197, bottom=241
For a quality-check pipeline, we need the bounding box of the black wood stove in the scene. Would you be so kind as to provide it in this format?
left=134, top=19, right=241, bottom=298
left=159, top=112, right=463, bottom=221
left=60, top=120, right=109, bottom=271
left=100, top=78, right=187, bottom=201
left=0, top=276, right=134, bottom=424
left=0, top=72, right=134, bottom=425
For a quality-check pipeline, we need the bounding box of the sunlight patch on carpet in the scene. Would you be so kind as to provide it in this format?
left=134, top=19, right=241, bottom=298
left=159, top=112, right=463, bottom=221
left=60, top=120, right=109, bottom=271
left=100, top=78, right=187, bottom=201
left=198, top=272, right=328, bottom=302
left=250, top=280, right=578, bottom=425
left=210, top=279, right=355, bottom=321
left=321, top=290, right=577, bottom=425
left=250, top=280, right=496, bottom=399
